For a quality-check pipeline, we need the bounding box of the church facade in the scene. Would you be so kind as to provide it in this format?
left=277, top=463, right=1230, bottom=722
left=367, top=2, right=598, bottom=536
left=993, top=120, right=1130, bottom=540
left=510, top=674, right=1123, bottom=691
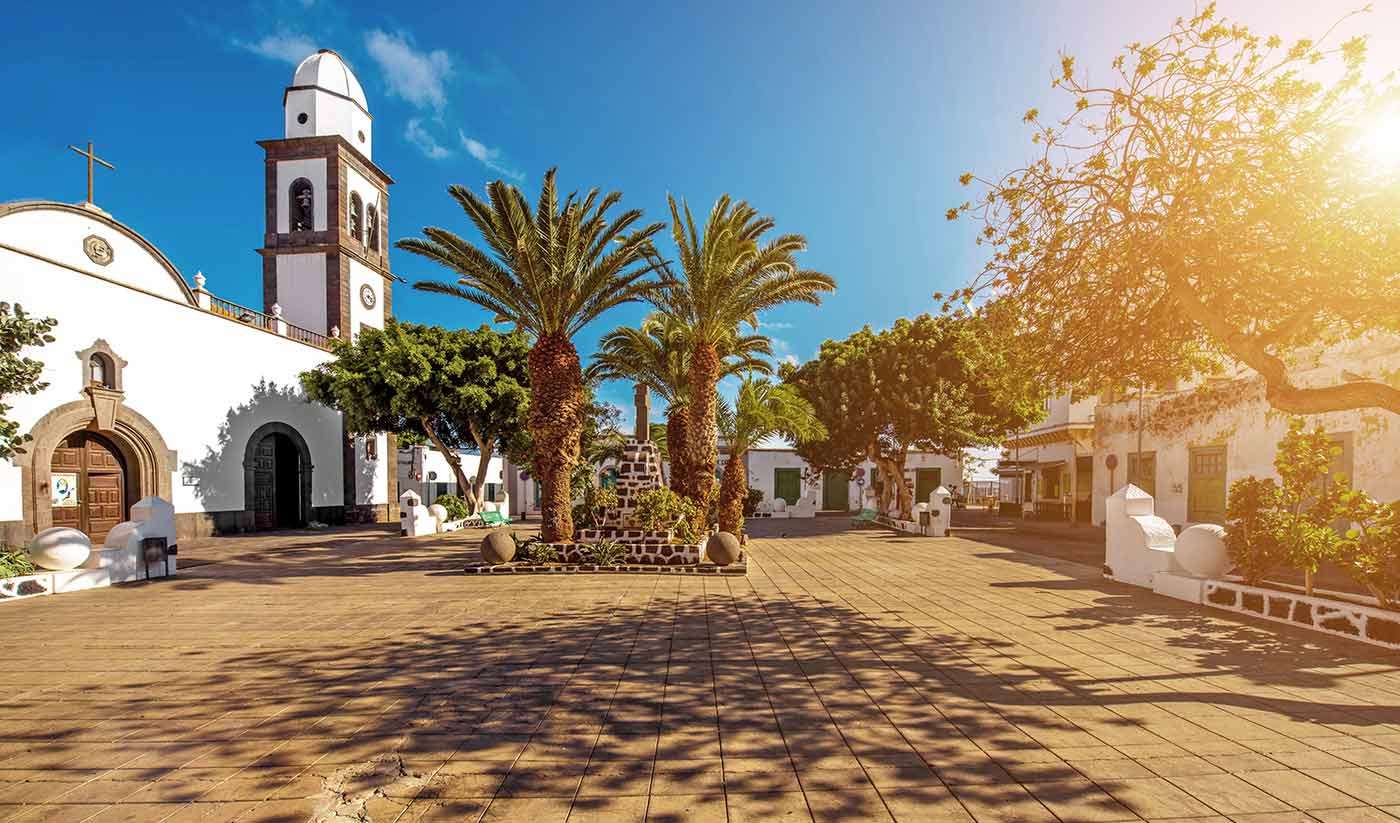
left=0, top=50, right=397, bottom=545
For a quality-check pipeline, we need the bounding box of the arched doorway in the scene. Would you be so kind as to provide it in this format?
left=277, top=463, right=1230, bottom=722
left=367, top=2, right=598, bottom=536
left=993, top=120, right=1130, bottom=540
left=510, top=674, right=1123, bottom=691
left=49, top=431, right=132, bottom=544
left=243, top=422, right=313, bottom=530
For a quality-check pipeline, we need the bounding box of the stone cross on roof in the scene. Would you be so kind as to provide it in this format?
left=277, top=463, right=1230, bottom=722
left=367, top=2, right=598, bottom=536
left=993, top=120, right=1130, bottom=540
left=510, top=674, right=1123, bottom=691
left=67, top=141, right=115, bottom=206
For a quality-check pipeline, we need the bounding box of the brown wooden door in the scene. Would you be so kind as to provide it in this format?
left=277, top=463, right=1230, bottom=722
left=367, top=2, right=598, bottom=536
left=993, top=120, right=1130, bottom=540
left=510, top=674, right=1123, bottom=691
left=253, top=436, right=276, bottom=530
left=49, top=432, right=128, bottom=543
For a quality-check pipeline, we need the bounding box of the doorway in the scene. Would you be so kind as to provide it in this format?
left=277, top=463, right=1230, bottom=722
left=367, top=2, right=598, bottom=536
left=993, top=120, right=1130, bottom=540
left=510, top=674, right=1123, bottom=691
left=914, top=468, right=943, bottom=506
left=774, top=468, right=801, bottom=506
left=822, top=469, right=850, bottom=511
left=1188, top=446, right=1227, bottom=524
left=252, top=432, right=306, bottom=529
left=49, top=431, right=130, bottom=544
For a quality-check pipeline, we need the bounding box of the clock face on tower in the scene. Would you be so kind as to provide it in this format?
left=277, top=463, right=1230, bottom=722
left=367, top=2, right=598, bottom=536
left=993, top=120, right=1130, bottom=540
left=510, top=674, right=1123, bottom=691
left=359, top=283, right=377, bottom=310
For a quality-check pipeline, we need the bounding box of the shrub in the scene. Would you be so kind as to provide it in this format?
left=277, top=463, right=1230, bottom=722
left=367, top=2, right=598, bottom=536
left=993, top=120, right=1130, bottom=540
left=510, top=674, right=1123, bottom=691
left=574, top=485, right=619, bottom=530
left=0, top=545, right=35, bottom=579
left=1334, top=491, right=1400, bottom=610
left=511, top=534, right=558, bottom=564
left=635, top=487, right=703, bottom=544
left=586, top=540, right=628, bottom=566
left=1273, top=419, right=1343, bottom=595
left=434, top=494, right=469, bottom=521
left=1224, top=476, right=1285, bottom=586
left=743, top=488, right=764, bottom=518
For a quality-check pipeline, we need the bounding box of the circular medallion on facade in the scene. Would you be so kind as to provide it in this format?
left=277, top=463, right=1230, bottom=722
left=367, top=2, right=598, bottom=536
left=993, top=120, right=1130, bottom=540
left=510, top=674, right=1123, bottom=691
left=83, top=235, right=113, bottom=266
left=359, top=283, right=377, bottom=309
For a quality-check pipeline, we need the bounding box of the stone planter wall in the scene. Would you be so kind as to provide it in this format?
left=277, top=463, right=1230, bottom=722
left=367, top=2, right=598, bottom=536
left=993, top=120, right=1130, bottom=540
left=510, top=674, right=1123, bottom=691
left=555, top=541, right=702, bottom=566
left=1202, top=579, right=1400, bottom=650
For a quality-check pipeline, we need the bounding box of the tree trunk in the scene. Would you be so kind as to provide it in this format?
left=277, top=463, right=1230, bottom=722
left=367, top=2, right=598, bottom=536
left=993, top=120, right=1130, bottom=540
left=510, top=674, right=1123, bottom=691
left=1305, top=568, right=1314, bottom=598
left=685, top=341, right=721, bottom=529
left=470, top=424, right=495, bottom=516
left=666, top=403, right=692, bottom=494
left=875, top=453, right=912, bottom=520
left=1166, top=275, right=1400, bottom=415
left=718, top=449, right=748, bottom=535
left=528, top=333, right=585, bottom=542
left=419, top=417, right=474, bottom=511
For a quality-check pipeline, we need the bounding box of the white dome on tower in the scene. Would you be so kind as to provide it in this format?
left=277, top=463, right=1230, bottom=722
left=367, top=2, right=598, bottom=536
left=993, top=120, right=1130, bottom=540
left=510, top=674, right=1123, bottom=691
left=291, top=49, right=368, bottom=111
left=284, top=49, right=374, bottom=159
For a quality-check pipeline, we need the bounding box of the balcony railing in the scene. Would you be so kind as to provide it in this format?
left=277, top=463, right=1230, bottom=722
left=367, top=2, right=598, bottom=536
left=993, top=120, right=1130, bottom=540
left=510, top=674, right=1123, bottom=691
left=196, top=282, right=332, bottom=351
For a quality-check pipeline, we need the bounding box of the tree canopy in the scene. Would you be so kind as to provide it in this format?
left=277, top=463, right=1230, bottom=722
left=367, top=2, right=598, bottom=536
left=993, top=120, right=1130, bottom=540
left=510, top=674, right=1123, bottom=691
left=300, top=320, right=530, bottom=514
left=949, top=4, right=1400, bottom=414
left=784, top=310, right=1045, bottom=516
left=0, top=302, right=56, bottom=460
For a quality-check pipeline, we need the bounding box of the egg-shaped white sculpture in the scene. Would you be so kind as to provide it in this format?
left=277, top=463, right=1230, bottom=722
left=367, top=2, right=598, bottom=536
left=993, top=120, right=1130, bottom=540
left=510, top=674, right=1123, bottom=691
left=28, top=526, right=93, bottom=571
left=428, top=503, right=449, bottom=524
left=1175, top=523, right=1230, bottom=578
left=772, top=498, right=787, bottom=513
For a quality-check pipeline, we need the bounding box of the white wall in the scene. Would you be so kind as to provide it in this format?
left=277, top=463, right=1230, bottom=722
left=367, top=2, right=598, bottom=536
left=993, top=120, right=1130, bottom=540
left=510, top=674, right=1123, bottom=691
left=738, top=449, right=962, bottom=511
left=284, top=89, right=374, bottom=160
left=274, top=158, right=328, bottom=234
left=275, top=252, right=328, bottom=333
left=348, top=258, right=384, bottom=337
left=1092, top=339, right=1400, bottom=526
left=0, top=208, right=190, bottom=304
left=397, top=446, right=509, bottom=513
left=0, top=205, right=388, bottom=519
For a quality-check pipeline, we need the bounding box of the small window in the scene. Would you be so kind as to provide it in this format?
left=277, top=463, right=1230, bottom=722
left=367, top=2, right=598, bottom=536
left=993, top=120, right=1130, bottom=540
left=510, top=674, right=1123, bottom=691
left=89, top=354, right=113, bottom=388
left=349, top=193, right=363, bottom=241
left=297, top=112, right=308, bottom=125
left=290, top=178, right=314, bottom=232
left=365, top=436, right=378, bottom=461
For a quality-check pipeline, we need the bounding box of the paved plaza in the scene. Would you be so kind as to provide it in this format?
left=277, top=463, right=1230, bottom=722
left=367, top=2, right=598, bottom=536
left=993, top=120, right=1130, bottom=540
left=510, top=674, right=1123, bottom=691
left=3, top=522, right=1400, bottom=822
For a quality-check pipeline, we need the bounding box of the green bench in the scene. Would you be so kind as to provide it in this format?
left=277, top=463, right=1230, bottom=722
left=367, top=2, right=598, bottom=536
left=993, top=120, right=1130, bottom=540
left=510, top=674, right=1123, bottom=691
left=850, top=508, right=879, bottom=527
left=481, top=510, right=513, bottom=527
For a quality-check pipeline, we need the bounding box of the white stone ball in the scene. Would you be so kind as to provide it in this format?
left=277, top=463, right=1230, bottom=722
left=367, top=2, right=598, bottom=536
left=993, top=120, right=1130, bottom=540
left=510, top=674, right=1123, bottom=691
left=428, top=503, right=449, bottom=523
left=103, top=521, right=141, bottom=550
left=772, top=498, right=787, bottom=513
left=1175, top=523, right=1230, bottom=578
left=28, top=527, right=93, bottom=571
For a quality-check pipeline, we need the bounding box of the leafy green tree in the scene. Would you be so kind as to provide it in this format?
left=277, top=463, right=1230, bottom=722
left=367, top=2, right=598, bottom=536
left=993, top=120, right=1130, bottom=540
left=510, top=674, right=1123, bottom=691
left=785, top=310, right=1044, bottom=518
left=717, top=377, right=826, bottom=534
left=1224, top=477, right=1286, bottom=586
left=399, top=169, right=664, bottom=541
left=1335, top=491, right=1400, bottom=609
left=949, top=5, right=1400, bottom=414
left=301, top=320, right=530, bottom=515
left=0, top=303, right=56, bottom=460
left=1273, top=419, right=1344, bottom=596
left=650, top=196, right=835, bottom=517
left=588, top=313, right=771, bottom=494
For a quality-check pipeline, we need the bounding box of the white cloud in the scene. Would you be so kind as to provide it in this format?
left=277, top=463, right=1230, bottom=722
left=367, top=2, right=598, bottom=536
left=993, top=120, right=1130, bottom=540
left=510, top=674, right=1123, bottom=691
left=758, top=320, right=794, bottom=329
left=235, top=31, right=316, bottom=64
left=782, top=354, right=799, bottom=366
left=459, top=131, right=523, bottom=181
left=405, top=118, right=451, bottom=159
left=364, top=30, right=452, bottom=112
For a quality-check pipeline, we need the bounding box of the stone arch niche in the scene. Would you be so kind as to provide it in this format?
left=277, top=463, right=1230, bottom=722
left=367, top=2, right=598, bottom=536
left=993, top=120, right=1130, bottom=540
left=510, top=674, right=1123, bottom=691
left=13, top=400, right=175, bottom=542
left=242, top=422, right=314, bottom=530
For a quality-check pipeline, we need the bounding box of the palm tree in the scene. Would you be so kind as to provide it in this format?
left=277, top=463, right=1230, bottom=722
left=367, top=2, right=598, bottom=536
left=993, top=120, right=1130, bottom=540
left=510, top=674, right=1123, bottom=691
left=588, top=313, right=771, bottom=495
left=717, top=377, right=826, bottom=534
left=652, top=196, right=835, bottom=515
left=398, top=169, right=664, bottom=541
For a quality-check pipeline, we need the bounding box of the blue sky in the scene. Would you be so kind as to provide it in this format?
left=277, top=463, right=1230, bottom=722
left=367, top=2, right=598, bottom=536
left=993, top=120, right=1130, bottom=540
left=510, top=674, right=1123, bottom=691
left=5, top=0, right=1396, bottom=433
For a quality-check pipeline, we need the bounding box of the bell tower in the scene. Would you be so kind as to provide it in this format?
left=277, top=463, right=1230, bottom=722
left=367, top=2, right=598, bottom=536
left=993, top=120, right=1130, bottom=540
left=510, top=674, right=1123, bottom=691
left=257, top=49, right=393, bottom=340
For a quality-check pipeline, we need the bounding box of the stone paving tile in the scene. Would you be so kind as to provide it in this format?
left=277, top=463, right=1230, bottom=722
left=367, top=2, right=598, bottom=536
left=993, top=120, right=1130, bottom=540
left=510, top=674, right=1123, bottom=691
left=4, top=521, right=1400, bottom=822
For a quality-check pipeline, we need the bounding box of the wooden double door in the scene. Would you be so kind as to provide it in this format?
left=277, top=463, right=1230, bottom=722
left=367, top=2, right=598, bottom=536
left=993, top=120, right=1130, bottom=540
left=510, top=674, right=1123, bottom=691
left=252, top=432, right=305, bottom=530
left=50, top=431, right=129, bottom=544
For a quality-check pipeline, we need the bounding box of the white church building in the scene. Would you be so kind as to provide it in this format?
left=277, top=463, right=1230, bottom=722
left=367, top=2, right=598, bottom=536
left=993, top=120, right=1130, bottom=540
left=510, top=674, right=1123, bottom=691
left=0, top=50, right=398, bottom=545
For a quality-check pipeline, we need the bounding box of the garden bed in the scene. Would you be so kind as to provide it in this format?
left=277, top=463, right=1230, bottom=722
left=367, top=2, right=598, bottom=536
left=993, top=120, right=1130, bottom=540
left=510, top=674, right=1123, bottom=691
left=1202, top=578, right=1400, bottom=650
left=464, top=555, right=748, bottom=576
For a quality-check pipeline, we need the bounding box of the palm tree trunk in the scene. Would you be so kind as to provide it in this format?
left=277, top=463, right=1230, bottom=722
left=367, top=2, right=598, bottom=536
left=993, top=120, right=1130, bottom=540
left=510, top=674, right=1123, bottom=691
left=666, top=404, right=691, bottom=494
left=685, top=341, right=721, bottom=521
left=528, top=332, right=584, bottom=542
left=718, top=449, right=748, bottom=535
